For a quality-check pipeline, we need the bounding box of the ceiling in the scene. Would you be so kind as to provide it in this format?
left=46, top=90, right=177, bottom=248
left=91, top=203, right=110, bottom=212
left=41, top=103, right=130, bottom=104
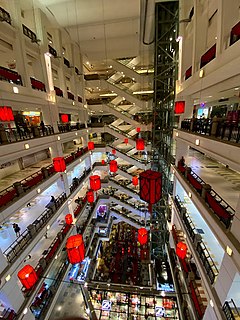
left=38, top=0, right=141, bottom=60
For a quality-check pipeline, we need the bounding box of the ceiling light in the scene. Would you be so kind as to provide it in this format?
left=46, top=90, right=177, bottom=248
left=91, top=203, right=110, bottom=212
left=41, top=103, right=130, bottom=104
left=57, top=136, right=61, bottom=141
left=195, top=139, right=200, bottom=146
left=133, top=90, right=154, bottom=95
left=23, top=308, right=28, bottom=315
left=37, top=188, right=41, bottom=194
left=176, top=132, right=179, bottom=137
left=234, top=87, right=239, bottom=90
left=13, top=86, right=19, bottom=94
left=72, top=101, right=75, bottom=106
left=199, top=69, right=204, bottom=78
left=75, top=132, right=78, bottom=136
left=210, top=300, right=214, bottom=308
left=226, top=246, right=233, bottom=256
left=5, top=274, right=11, bottom=282
left=109, top=65, right=112, bottom=68
left=99, top=93, right=118, bottom=97
left=24, top=143, right=30, bottom=149
left=188, top=192, right=192, bottom=198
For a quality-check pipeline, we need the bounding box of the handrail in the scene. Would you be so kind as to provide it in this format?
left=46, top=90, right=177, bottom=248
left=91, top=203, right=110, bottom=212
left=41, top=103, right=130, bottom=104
left=222, top=299, right=240, bottom=320
left=0, top=6, right=11, bottom=25
left=177, top=161, right=235, bottom=228
left=180, top=118, right=240, bottom=144
left=174, top=196, right=219, bottom=284
left=107, top=143, right=150, bottom=164
left=0, top=66, right=22, bottom=85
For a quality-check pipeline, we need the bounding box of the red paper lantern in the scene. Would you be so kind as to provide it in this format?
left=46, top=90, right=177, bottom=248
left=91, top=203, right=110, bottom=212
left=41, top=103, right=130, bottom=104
left=61, top=114, right=69, bottom=123
left=136, top=138, right=145, bottom=151
left=87, top=190, right=94, bottom=203
left=66, top=234, right=85, bottom=264
left=174, top=101, right=185, bottom=114
left=136, top=127, right=141, bottom=133
left=176, top=242, right=187, bottom=259
left=139, top=170, right=162, bottom=212
left=53, top=157, right=66, bottom=172
left=0, top=106, right=14, bottom=122
left=138, top=228, right=148, bottom=245
left=132, top=176, right=138, bottom=186
left=101, top=159, right=105, bottom=165
left=124, top=138, right=128, bottom=145
left=88, top=141, right=95, bottom=150
left=112, top=149, right=116, bottom=155
left=90, top=175, right=101, bottom=191
left=18, top=265, right=38, bottom=289
left=65, top=214, right=73, bottom=225
left=109, top=160, right=118, bottom=173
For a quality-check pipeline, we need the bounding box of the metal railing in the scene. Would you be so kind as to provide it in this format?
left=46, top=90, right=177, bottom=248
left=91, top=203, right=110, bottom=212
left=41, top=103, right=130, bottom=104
left=0, top=66, right=22, bottom=85
left=3, top=193, right=67, bottom=263
left=0, top=6, right=11, bottom=24
left=22, top=24, right=37, bottom=42
left=222, top=299, right=240, bottom=320
left=177, top=162, right=235, bottom=229
left=181, top=118, right=240, bottom=144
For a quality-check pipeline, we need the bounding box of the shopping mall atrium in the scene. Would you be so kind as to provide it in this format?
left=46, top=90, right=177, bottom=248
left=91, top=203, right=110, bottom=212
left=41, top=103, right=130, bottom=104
left=0, top=0, right=239, bottom=319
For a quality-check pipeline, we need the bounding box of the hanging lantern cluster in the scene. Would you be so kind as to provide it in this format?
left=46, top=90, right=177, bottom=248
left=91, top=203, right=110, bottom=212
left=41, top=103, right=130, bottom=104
left=53, top=157, right=66, bottom=172
left=112, top=149, right=116, bottom=155
left=89, top=175, right=101, bottom=191
left=136, top=127, right=141, bottom=133
left=176, top=242, right=187, bottom=259
left=124, top=138, right=128, bottom=145
left=101, top=159, right=105, bottom=165
left=88, top=141, right=95, bottom=150
left=66, top=234, right=85, bottom=264
left=87, top=190, right=94, bottom=203
left=138, top=228, right=148, bottom=245
left=109, top=160, right=118, bottom=173
left=132, top=176, right=138, bottom=186
left=18, top=265, right=38, bottom=289
left=139, top=170, right=162, bottom=213
left=65, top=214, right=73, bottom=225
left=136, top=138, right=145, bottom=151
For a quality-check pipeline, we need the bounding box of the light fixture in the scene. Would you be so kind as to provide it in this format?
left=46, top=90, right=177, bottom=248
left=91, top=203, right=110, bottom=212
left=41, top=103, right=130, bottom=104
left=57, top=136, right=61, bottom=141
left=75, top=132, right=78, bottom=136
left=210, top=300, right=214, bottom=308
left=188, top=192, right=192, bottom=198
left=226, top=246, right=233, bottom=256
left=23, top=308, right=28, bottom=315
left=55, top=254, right=58, bottom=259
left=37, top=188, right=41, bottom=194
left=72, top=101, right=75, bottom=106
left=5, top=274, right=11, bottom=282
left=24, top=143, right=30, bottom=149
left=176, top=132, right=179, bottom=137
left=46, top=225, right=50, bottom=230
left=13, top=86, right=19, bottom=94
left=99, top=93, right=117, bottom=97
left=195, top=139, right=200, bottom=146
left=199, top=69, right=204, bottom=78
left=133, top=90, right=154, bottom=95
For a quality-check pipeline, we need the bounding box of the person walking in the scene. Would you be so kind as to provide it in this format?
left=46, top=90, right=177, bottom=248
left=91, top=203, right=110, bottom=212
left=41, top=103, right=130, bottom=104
left=13, top=223, right=21, bottom=237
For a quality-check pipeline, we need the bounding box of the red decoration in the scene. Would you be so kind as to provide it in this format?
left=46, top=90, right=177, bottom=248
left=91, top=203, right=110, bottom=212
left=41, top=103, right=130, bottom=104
left=18, top=265, right=38, bottom=289
left=101, top=159, right=105, bottom=165
left=90, top=175, right=101, bottom=191
left=124, top=138, right=128, bottom=144
left=65, top=214, right=73, bottom=225
left=174, top=101, right=185, bottom=114
left=0, top=106, right=14, bottom=122
left=136, top=138, right=145, bottom=150
left=66, top=235, right=85, bottom=264
left=53, top=157, right=66, bottom=172
left=109, top=160, right=118, bottom=173
left=88, top=141, right=95, bottom=150
left=87, top=190, right=94, bottom=203
left=136, top=127, right=141, bottom=133
left=61, top=114, right=69, bottom=123
left=138, top=228, right=148, bottom=245
left=139, top=170, right=162, bottom=212
left=112, top=149, right=116, bottom=155
left=176, top=242, right=187, bottom=259
left=132, top=176, right=138, bottom=186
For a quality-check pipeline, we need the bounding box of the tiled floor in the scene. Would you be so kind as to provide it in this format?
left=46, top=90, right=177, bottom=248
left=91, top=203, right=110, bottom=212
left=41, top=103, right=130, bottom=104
left=186, top=148, right=240, bottom=210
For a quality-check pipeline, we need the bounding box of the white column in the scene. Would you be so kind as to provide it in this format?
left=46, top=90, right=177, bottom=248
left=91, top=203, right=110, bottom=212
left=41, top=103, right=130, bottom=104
left=1, top=274, right=25, bottom=312
left=0, top=249, right=8, bottom=273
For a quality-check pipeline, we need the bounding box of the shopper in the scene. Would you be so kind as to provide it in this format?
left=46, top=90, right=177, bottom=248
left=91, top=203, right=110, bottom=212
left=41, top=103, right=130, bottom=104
left=13, top=223, right=21, bottom=237
left=50, top=195, right=55, bottom=203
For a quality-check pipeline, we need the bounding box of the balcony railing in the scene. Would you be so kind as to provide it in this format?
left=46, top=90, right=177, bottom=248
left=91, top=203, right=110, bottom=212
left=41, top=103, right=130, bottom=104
left=200, top=44, right=216, bottom=68
left=0, top=146, right=88, bottom=210
left=63, top=57, right=70, bottom=68
left=0, top=125, right=54, bottom=144
left=177, top=161, right=235, bottom=228
left=22, top=24, right=37, bottom=43
left=30, top=77, right=46, bottom=91
left=54, top=86, right=63, bottom=97
left=0, top=7, right=11, bottom=25
left=58, top=122, right=85, bottom=132
left=222, top=299, right=240, bottom=320
left=67, top=91, right=74, bottom=100
left=230, top=21, right=240, bottom=46
left=3, top=193, right=67, bottom=263
left=180, top=118, right=240, bottom=143
left=48, top=45, right=57, bottom=58
left=0, top=66, right=22, bottom=85
left=185, top=66, right=192, bottom=80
